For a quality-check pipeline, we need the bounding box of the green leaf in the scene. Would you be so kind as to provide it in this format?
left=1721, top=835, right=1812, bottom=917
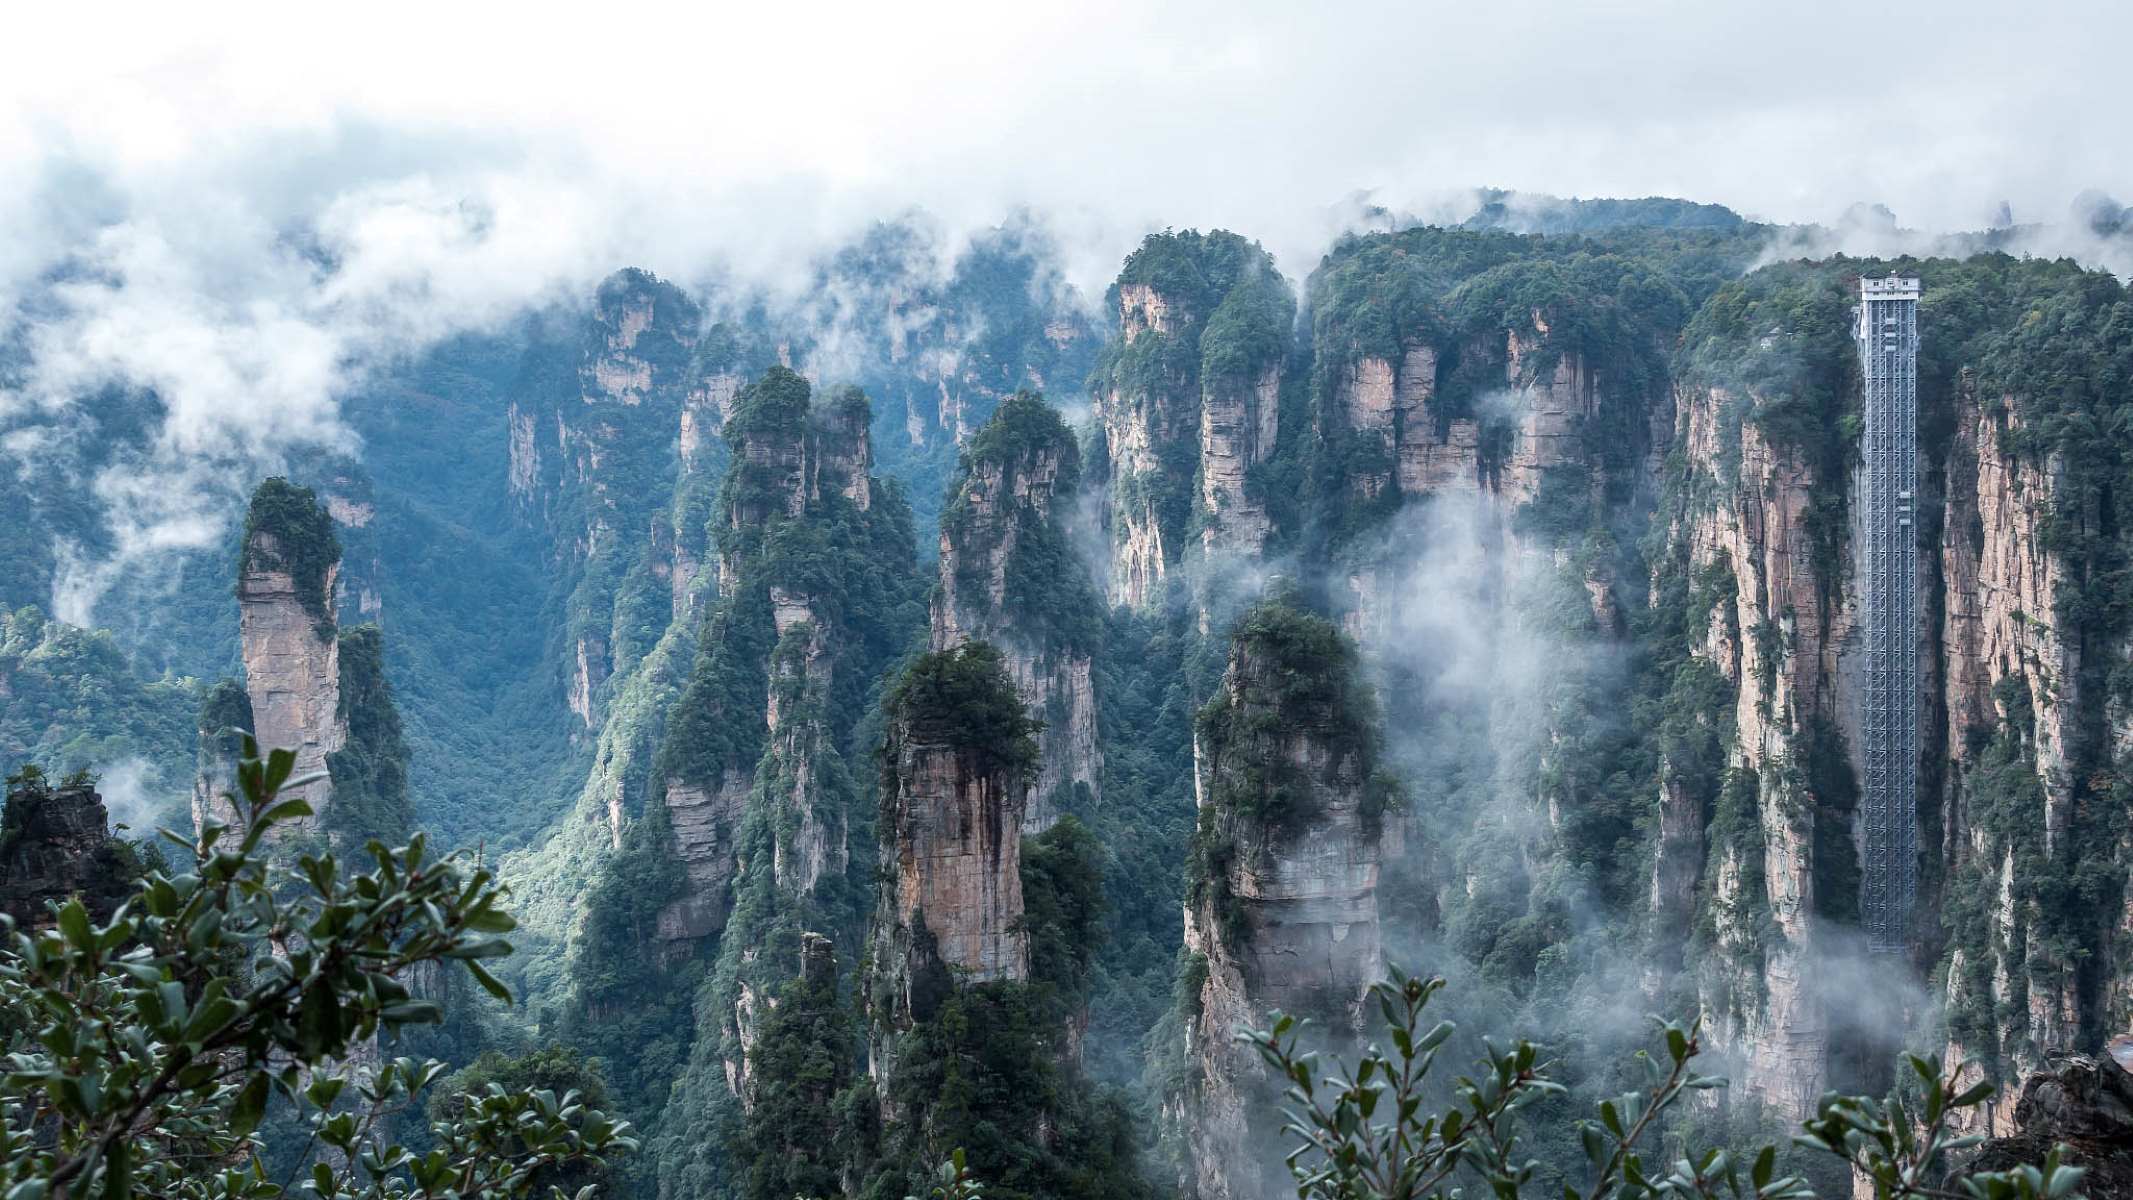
left=466, top=959, right=513, bottom=1003
left=260, top=797, right=316, bottom=827
left=380, top=1000, right=444, bottom=1025
left=463, top=908, right=517, bottom=933
left=262, top=747, right=297, bottom=794
left=56, top=900, right=93, bottom=951
left=231, top=1071, right=270, bottom=1137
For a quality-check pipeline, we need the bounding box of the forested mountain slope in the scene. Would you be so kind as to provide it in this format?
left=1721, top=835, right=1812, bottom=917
left=7, top=199, right=2132, bottom=1197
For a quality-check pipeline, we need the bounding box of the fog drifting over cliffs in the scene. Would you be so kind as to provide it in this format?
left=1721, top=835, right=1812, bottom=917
left=3, top=0, right=2129, bottom=616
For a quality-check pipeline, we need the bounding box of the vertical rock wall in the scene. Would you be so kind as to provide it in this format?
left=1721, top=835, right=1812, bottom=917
left=1668, top=380, right=1858, bottom=1119
left=1092, top=233, right=1292, bottom=608
left=876, top=688, right=1031, bottom=985
left=505, top=269, right=706, bottom=731
left=865, top=644, right=1037, bottom=1104
left=0, top=775, right=130, bottom=926
left=930, top=394, right=1104, bottom=829
left=1174, top=602, right=1389, bottom=1200
left=235, top=486, right=346, bottom=833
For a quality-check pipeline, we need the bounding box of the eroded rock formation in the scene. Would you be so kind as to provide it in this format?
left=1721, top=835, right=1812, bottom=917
left=865, top=644, right=1036, bottom=1104
left=1959, top=1053, right=2133, bottom=1197
left=234, top=480, right=346, bottom=832
left=1092, top=232, right=1293, bottom=607
left=872, top=645, right=1033, bottom=993
left=1666, top=377, right=1858, bottom=1119
left=1174, top=600, right=1389, bottom=1200
left=0, top=773, right=131, bottom=926
left=931, top=393, right=1104, bottom=829
left=655, top=367, right=886, bottom=949
left=507, top=269, right=707, bottom=730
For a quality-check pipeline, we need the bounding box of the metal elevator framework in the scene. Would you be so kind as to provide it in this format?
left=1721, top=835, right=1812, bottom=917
left=1858, top=275, right=1922, bottom=953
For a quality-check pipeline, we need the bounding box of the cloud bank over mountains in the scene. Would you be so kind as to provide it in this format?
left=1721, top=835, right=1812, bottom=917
left=2, top=0, right=2128, bottom=620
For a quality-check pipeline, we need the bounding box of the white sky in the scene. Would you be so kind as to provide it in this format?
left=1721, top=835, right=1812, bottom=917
left=3, top=0, right=2127, bottom=619
left=6, top=0, right=2127, bottom=286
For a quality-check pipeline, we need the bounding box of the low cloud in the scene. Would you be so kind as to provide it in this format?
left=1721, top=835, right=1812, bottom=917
left=2, top=1, right=2128, bottom=625
left=91, top=755, right=178, bottom=836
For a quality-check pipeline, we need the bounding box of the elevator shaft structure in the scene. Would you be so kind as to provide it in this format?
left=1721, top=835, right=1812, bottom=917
left=1858, top=275, right=1921, bottom=953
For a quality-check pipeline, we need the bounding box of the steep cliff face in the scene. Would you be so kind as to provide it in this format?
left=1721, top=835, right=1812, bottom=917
left=1669, top=376, right=1857, bottom=1120
left=1325, top=326, right=1613, bottom=634
left=1092, top=231, right=1293, bottom=607
left=1308, top=272, right=1659, bottom=642
left=931, top=393, right=1105, bottom=829
left=1937, top=363, right=2133, bottom=1129
left=657, top=774, right=751, bottom=943
left=0, top=772, right=132, bottom=926
left=234, top=479, right=346, bottom=832
left=863, top=644, right=1038, bottom=1121
left=1650, top=257, right=2133, bottom=1129
left=624, top=369, right=926, bottom=1198
left=1959, top=1052, right=2133, bottom=1194
left=653, top=367, right=903, bottom=950
left=202, top=479, right=413, bottom=856
left=869, top=644, right=1035, bottom=1013
left=1199, top=364, right=1283, bottom=557
left=847, top=646, right=1145, bottom=1199
left=508, top=269, right=706, bottom=731
left=1173, top=601, right=1391, bottom=1200
left=1940, top=394, right=2076, bottom=807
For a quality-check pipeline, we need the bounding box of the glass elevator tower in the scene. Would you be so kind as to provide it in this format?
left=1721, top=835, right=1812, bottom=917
left=1857, top=274, right=1921, bottom=953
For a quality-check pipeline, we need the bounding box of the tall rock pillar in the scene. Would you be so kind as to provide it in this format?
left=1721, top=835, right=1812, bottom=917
left=930, top=393, right=1105, bottom=829
left=1173, top=598, right=1391, bottom=1200
left=234, top=479, right=346, bottom=832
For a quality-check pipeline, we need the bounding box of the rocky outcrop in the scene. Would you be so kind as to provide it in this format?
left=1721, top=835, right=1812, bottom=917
left=235, top=483, right=346, bottom=832
left=931, top=394, right=1104, bottom=829
left=1649, top=767, right=1706, bottom=952
left=719, top=370, right=812, bottom=586
left=1199, top=365, right=1282, bottom=558
left=1328, top=321, right=1628, bottom=643
left=880, top=734, right=1027, bottom=980
left=509, top=269, right=706, bottom=730
left=761, top=615, right=847, bottom=896
left=1667, top=380, right=1859, bottom=1120
left=1938, top=381, right=2096, bottom=1117
left=1093, top=231, right=1292, bottom=608
left=1097, top=360, right=1188, bottom=610
left=647, top=371, right=921, bottom=1193
left=814, top=386, right=873, bottom=512
left=874, top=650, right=1032, bottom=989
left=1958, top=1053, right=2133, bottom=1197
left=866, top=645, right=1035, bottom=1101
left=1499, top=323, right=1602, bottom=504
left=1175, top=601, right=1389, bottom=1200
left=1941, top=390, right=2076, bottom=833
left=508, top=403, right=541, bottom=506
left=657, top=776, right=751, bottom=942
left=211, top=480, right=412, bottom=853
left=0, top=774, right=131, bottom=926
left=1329, top=324, right=1602, bottom=511
left=656, top=368, right=878, bottom=950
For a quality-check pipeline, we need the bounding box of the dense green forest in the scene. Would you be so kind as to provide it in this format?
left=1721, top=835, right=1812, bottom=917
left=6, top=199, right=2133, bottom=1198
